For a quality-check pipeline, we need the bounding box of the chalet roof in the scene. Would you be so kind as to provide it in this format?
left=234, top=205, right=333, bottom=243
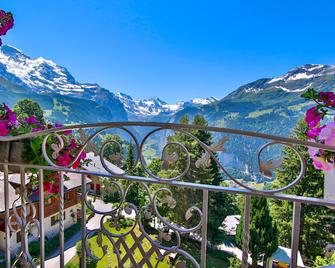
left=270, top=246, right=305, bottom=267
left=0, top=172, right=91, bottom=213
left=220, top=215, right=241, bottom=235
left=85, top=152, right=124, bottom=175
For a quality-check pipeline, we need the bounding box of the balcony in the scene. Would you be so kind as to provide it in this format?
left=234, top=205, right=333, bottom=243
left=0, top=122, right=334, bottom=268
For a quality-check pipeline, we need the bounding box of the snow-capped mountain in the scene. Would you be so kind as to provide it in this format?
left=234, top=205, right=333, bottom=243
left=1, top=44, right=335, bottom=170
left=229, top=64, right=335, bottom=97
left=0, top=45, right=128, bottom=121
left=0, top=45, right=217, bottom=119
left=116, top=92, right=218, bottom=116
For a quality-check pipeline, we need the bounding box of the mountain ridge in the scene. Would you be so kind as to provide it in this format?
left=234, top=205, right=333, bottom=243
left=1, top=44, right=335, bottom=171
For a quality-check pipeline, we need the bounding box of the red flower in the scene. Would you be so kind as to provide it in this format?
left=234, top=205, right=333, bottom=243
left=56, top=153, right=72, bottom=167
left=0, top=121, right=9, bottom=136
left=72, top=151, right=87, bottom=169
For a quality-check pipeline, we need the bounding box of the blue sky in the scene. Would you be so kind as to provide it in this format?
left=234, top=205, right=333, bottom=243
left=2, top=0, right=335, bottom=102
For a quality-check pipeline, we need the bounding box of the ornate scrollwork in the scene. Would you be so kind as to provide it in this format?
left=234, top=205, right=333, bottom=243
left=40, top=123, right=307, bottom=194
left=83, top=180, right=201, bottom=267
left=9, top=183, right=40, bottom=268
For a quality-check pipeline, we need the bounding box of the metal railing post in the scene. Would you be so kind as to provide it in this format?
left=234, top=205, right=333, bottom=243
left=4, top=163, right=10, bottom=267
left=59, top=171, right=65, bottom=267
left=38, top=169, right=45, bottom=268
left=81, top=174, right=87, bottom=268
left=241, top=195, right=251, bottom=268
left=20, top=167, right=29, bottom=267
left=201, top=189, right=209, bottom=268
left=290, top=202, right=302, bottom=268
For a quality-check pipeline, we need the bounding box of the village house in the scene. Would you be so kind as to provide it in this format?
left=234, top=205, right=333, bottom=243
left=85, top=152, right=124, bottom=196
left=0, top=172, right=91, bottom=254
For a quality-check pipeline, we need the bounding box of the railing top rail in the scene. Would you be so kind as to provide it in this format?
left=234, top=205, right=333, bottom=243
left=1, top=161, right=334, bottom=208
left=0, top=121, right=334, bottom=152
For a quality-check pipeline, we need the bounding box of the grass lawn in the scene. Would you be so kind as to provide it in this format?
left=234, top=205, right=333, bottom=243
left=67, top=221, right=231, bottom=268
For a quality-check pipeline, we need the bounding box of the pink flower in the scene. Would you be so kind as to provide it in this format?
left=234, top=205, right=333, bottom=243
left=319, top=122, right=335, bottom=146
left=24, top=115, right=37, bottom=124
left=56, top=153, right=72, bottom=167
left=305, top=107, right=322, bottom=128
left=308, top=138, right=319, bottom=157
left=307, top=126, right=325, bottom=138
left=0, top=121, right=9, bottom=136
left=312, top=156, right=333, bottom=171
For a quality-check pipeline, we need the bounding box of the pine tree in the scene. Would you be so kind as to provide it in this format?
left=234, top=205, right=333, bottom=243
left=271, top=120, right=335, bottom=264
left=166, top=114, right=237, bottom=242
left=124, top=142, right=144, bottom=207
left=13, top=98, right=45, bottom=123
left=236, top=197, right=278, bottom=268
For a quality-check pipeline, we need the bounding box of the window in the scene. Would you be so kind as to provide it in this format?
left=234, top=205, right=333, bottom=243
left=46, top=197, right=52, bottom=206
left=51, top=212, right=66, bottom=226
left=65, top=192, right=71, bottom=202
left=51, top=215, right=59, bottom=226
left=16, top=232, right=21, bottom=243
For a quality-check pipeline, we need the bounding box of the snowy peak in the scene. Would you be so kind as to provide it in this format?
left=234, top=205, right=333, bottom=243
left=116, top=92, right=217, bottom=116
left=116, top=92, right=179, bottom=116
left=190, top=97, right=218, bottom=105
left=237, top=64, right=335, bottom=94
left=268, top=64, right=335, bottom=84
left=0, top=45, right=82, bottom=94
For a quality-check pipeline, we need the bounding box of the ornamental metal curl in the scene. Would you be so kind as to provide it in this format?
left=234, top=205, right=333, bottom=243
left=39, top=122, right=309, bottom=194
left=9, top=182, right=40, bottom=268
left=83, top=181, right=201, bottom=267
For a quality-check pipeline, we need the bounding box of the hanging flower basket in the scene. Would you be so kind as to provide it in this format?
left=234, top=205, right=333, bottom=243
left=0, top=102, right=89, bottom=194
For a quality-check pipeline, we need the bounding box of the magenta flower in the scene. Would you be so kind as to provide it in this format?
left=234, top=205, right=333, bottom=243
left=305, top=107, right=322, bottom=128
left=0, top=121, right=9, bottom=136
left=24, top=115, right=37, bottom=124
left=56, top=153, right=72, bottom=167
left=64, top=129, right=72, bottom=135
left=318, top=92, right=335, bottom=107
left=0, top=10, right=14, bottom=36
left=307, top=126, right=325, bottom=139
left=68, top=139, right=78, bottom=150
left=3, top=103, right=19, bottom=126
left=54, top=123, right=72, bottom=135
left=80, top=150, right=86, bottom=160
left=32, top=125, right=45, bottom=132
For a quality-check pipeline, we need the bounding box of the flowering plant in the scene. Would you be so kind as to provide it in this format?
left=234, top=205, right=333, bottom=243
left=0, top=102, right=88, bottom=194
left=302, top=89, right=335, bottom=171
left=0, top=10, right=14, bottom=46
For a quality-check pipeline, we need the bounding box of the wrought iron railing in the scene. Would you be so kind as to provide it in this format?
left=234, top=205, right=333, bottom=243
left=0, top=122, right=335, bottom=268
